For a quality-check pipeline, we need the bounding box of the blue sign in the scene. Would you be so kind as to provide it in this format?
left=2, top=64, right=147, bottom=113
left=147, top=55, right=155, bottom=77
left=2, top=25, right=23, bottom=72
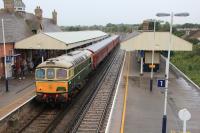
left=157, top=79, right=166, bottom=88
left=6, top=56, right=12, bottom=63
left=140, top=50, right=144, bottom=58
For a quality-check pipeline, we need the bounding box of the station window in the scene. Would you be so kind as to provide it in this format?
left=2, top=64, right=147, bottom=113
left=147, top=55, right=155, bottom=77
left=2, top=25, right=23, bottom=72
left=57, top=69, right=67, bottom=79
left=36, top=69, right=45, bottom=79
left=47, top=68, right=55, bottom=79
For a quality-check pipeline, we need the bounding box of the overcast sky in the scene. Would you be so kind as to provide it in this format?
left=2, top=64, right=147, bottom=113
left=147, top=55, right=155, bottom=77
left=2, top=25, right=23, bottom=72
left=0, top=0, right=199, bottom=26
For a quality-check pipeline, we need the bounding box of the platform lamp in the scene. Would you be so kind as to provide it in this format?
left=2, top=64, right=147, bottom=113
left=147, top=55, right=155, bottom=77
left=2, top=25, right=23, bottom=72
left=156, top=12, right=189, bottom=133
left=1, top=19, right=9, bottom=92
left=146, top=19, right=163, bottom=92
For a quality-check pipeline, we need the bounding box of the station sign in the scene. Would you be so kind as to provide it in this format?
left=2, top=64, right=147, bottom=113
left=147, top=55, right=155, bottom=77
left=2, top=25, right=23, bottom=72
left=178, top=108, right=191, bottom=133
left=178, top=108, right=191, bottom=121
left=6, top=56, right=12, bottom=63
left=157, top=79, right=165, bottom=88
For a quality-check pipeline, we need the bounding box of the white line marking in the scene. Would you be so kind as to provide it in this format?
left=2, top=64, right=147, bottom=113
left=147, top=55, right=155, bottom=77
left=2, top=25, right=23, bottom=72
left=105, top=52, right=126, bottom=133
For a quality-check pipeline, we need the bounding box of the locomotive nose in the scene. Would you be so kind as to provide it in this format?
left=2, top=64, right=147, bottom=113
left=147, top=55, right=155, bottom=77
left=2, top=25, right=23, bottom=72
left=35, top=81, right=69, bottom=102
left=36, top=81, right=68, bottom=93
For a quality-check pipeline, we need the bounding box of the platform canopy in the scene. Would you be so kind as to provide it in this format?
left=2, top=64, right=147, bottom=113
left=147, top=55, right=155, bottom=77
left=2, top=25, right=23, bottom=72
left=15, top=30, right=108, bottom=50
left=121, top=32, right=193, bottom=51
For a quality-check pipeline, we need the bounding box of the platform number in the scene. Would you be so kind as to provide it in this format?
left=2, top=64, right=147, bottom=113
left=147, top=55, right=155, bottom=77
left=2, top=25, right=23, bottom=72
left=157, top=79, right=165, bottom=88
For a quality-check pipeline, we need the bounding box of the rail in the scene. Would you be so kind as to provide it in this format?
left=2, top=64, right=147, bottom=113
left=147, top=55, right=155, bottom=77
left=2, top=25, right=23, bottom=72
left=69, top=48, right=124, bottom=133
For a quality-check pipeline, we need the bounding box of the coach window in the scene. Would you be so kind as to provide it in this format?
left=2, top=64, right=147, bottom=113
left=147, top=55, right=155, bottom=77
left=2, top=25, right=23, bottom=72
left=57, top=69, right=67, bottom=79
left=47, top=68, right=55, bottom=79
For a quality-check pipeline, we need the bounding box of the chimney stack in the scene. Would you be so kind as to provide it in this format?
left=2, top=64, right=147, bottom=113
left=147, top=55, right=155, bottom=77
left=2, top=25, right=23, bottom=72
left=3, top=0, right=14, bottom=13
left=35, top=6, right=43, bottom=19
left=142, top=20, right=149, bottom=31
left=52, top=9, right=57, bottom=25
left=14, top=0, right=26, bottom=12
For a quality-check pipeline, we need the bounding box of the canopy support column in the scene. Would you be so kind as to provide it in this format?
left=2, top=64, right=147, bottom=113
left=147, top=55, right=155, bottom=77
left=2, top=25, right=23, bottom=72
left=140, top=57, right=143, bottom=76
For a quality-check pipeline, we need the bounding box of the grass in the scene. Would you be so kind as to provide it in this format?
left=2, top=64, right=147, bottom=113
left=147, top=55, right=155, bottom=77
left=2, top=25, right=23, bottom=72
left=171, top=45, right=200, bottom=87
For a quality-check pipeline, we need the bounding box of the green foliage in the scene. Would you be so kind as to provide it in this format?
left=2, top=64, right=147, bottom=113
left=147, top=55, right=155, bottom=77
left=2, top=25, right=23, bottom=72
left=148, top=22, right=161, bottom=31
left=173, top=30, right=185, bottom=37
left=188, top=65, right=193, bottom=71
left=171, top=45, right=200, bottom=86
left=172, top=27, right=185, bottom=37
left=187, top=38, right=200, bottom=45
left=61, top=23, right=139, bottom=33
left=180, top=23, right=200, bottom=28
left=160, top=22, right=170, bottom=31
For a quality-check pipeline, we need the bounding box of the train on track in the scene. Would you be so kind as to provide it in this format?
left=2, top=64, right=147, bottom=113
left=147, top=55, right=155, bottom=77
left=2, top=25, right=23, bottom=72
left=35, top=35, right=120, bottom=102
left=136, top=50, right=160, bottom=72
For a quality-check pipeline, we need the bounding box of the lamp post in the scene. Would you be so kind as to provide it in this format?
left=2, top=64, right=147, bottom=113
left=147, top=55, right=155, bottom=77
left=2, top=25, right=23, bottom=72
left=146, top=19, right=163, bottom=92
left=149, top=20, right=156, bottom=92
left=2, top=19, right=8, bottom=92
left=156, top=12, right=189, bottom=133
left=149, top=19, right=163, bottom=92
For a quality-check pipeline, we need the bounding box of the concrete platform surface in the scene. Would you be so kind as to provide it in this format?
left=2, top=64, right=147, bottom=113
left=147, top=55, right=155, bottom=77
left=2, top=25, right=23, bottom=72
left=108, top=51, right=200, bottom=133
left=0, top=74, right=35, bottom=120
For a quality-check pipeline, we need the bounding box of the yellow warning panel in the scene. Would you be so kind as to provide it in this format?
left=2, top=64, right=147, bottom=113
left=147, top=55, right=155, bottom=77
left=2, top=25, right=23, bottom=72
left=149, top=64, right=155, bottom=68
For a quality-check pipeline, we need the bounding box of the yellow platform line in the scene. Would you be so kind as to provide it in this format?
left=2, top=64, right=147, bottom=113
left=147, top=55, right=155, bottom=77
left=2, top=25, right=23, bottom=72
left=120, top=52, right=130, bottom=133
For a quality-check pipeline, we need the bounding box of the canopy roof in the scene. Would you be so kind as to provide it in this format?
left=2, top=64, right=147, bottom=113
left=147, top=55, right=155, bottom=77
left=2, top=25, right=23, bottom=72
left=121, top=32, right=192, bottom=51
left=15, top=31, right=108, bottom=50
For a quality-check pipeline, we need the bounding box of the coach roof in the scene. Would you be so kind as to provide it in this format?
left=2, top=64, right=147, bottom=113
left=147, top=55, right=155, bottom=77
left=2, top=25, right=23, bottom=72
left=85, top=35, right=119, bottom=53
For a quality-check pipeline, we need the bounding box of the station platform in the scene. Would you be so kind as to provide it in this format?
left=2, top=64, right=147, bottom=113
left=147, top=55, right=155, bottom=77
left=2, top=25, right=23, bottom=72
left=107, top=51, right=200, bottom=133
left=0, top=74, right=35, bottom=120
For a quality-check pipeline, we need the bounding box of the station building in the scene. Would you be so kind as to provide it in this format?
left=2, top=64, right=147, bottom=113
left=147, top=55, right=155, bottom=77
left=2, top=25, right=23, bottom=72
left=15, top=30, right=108, bottom=68
left=0, top=0, right=110, bottom=79
left=0, top=0, right=61, bottom=78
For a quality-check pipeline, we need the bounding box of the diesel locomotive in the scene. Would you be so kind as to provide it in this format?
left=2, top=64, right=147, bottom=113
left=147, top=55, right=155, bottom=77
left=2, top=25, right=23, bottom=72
left=35, top=35, right=120, bottom=102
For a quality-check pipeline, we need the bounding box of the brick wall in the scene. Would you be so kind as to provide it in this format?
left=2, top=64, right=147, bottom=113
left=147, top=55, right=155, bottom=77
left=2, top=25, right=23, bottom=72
left=3, top=0, right=14, bottom=12
left=0, top=43, right=14, bottom=78
left=142, top=21, right=149, bottom=31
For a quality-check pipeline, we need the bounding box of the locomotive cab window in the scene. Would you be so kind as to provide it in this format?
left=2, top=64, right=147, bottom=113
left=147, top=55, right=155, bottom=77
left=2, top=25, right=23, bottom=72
left=36, top=69, right=45, bottom=79
left=57, top=69, right=67, bottom=79
left=47, top=68, right=55, bottom=79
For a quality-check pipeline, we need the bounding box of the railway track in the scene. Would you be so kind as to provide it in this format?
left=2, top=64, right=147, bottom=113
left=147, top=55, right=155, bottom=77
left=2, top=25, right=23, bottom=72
left=3, top=46, right=124, bottom=133
left=16, top=106, right=66, bottom=133
left=69, top=48, right=124, bottom=133
left=51, top=46, right=123, bottom=133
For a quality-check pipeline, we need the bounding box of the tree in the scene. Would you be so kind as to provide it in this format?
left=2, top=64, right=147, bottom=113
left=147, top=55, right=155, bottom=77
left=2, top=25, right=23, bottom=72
left=148, top=22, right=161, bottom=31
left=187, top=39, right=200, bottom=45
left=160, top=22, right=170, bottom=31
